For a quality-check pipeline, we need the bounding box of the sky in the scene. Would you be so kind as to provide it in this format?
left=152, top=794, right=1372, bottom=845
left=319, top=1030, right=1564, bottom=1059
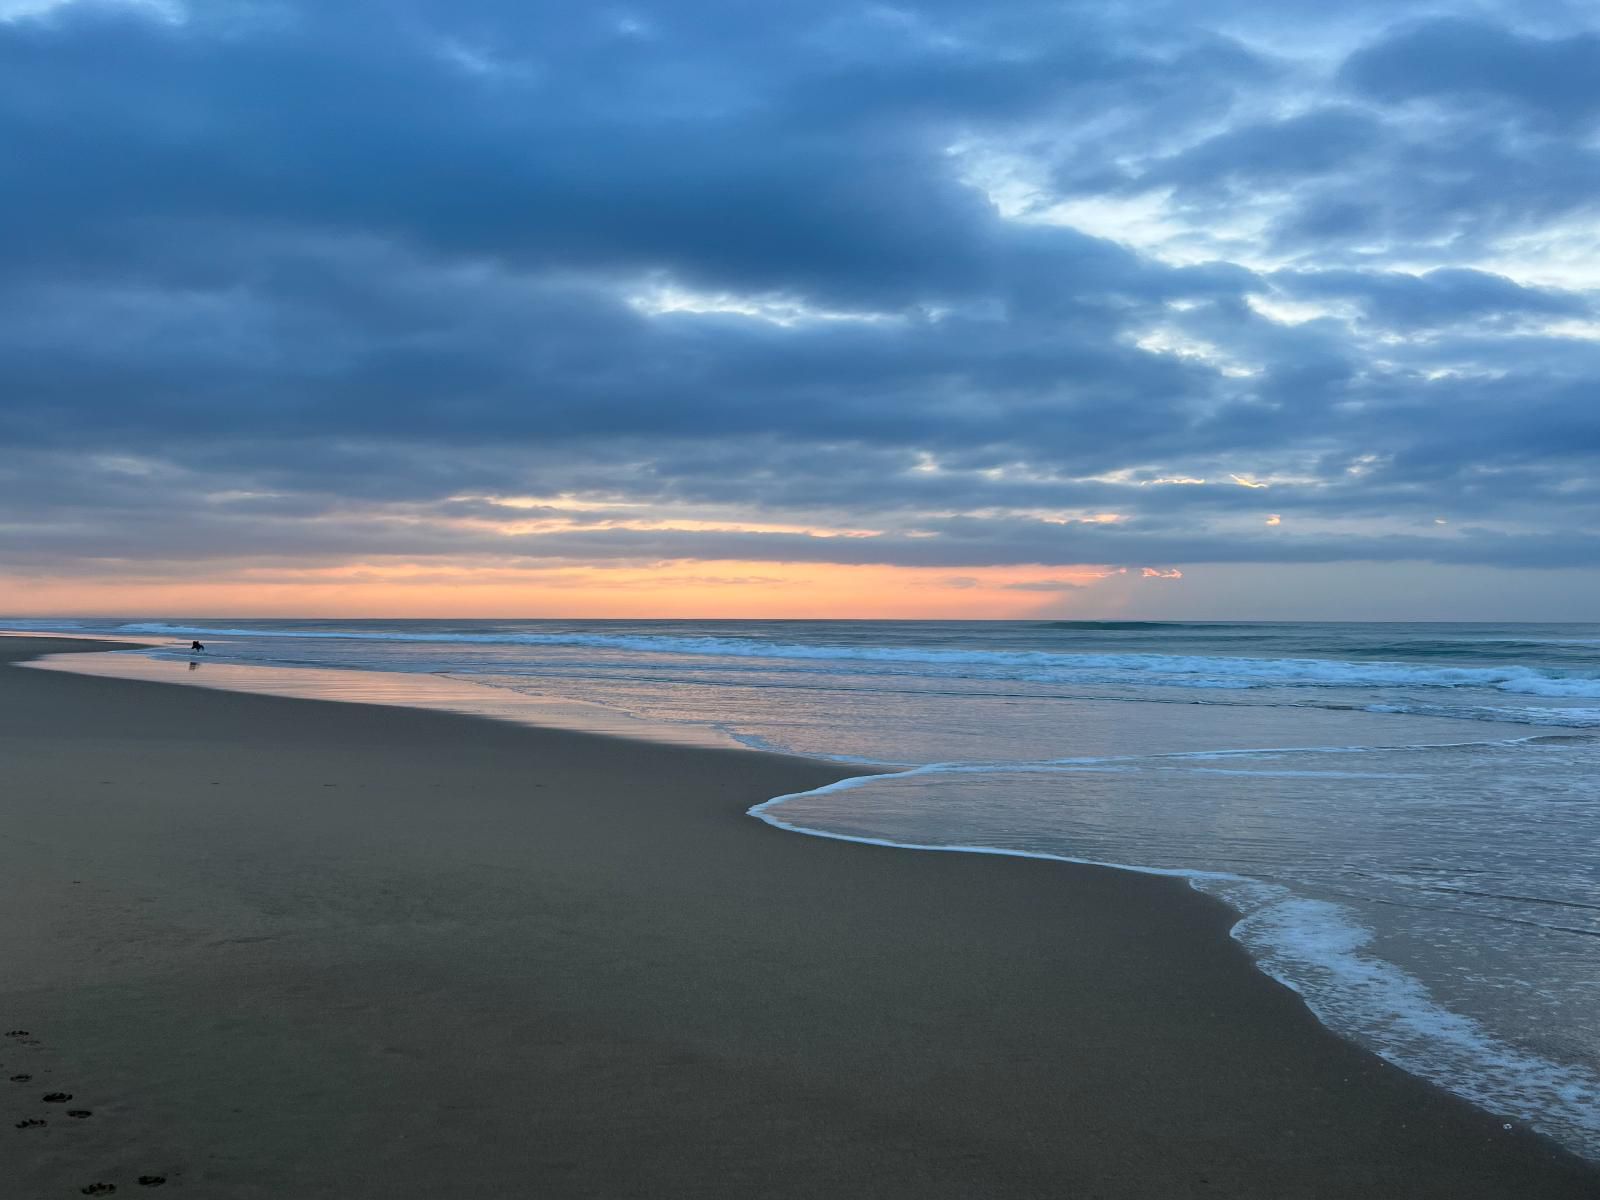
left=3, top=0, right=1599, bottom=619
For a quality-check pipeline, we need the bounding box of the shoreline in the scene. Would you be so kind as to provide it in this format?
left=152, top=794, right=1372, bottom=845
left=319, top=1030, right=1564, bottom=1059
left=34, top=632, right=1600, bottom=1159
left=3, top=634, right=1596, bottom=1197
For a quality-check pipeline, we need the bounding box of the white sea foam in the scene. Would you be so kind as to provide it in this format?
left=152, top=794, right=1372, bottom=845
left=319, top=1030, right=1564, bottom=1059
left=752, top=771, right=1600, bottom=1160
left=748, top=772, right=1246, bottom=885
left=107, top=621, right=1600, bottom=700
left=1229, top=891, right=1600, bottom=1155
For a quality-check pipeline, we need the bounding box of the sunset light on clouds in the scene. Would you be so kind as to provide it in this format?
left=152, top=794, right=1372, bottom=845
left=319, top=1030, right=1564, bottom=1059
left=3, top=0, right=1600, bottom=618
left=0, top=562, right=1124, bottom=619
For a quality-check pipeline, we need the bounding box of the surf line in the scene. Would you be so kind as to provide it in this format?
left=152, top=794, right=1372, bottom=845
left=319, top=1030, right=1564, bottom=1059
left=746, top=770, right=1600, bottom=1163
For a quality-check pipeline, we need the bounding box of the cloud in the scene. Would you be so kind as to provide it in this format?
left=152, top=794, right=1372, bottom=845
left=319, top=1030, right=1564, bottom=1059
left=1341, top=19, right=1600, bottom=129
left=1269, top=268, right=1591, bottom=331
left=0, top=0, right=1596, bottom=610
left=1002, top=579, right=1087, bottom=592
left=1150, top=108, right=1386, bottom=192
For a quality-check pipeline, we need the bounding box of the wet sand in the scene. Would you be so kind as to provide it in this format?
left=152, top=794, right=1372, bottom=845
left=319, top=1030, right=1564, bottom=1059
left=2, top=635, right=1595, bottom=1198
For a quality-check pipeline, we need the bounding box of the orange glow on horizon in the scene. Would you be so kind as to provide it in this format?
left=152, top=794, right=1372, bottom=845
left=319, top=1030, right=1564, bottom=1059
left=0, top=560, right=1140, bottom=620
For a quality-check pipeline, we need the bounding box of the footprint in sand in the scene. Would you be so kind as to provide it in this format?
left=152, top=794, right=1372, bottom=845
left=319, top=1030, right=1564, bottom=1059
left=42, top=1092, right=72, bottom=1103
left=14, top=1118, right=46, bottom=1129
left=137, top=1178, right=166, bottom=1188
left=80, top=1185, right=116, bottom=1196
left=67, top=1109, right=92, bottom=1118
left=9, top=1074, right=30, bottom=1082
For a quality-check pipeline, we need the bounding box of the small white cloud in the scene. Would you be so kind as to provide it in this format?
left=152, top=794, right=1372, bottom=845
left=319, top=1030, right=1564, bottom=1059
left=1003, top=579, right=1086, bottom=592
left=1245, top=294, right=1349, bottom=326
left=627, top=279, right=896, bottom=328
left=1, top=0, right=183, bottom=22
left=1346, top=455, right=1384, bottom=477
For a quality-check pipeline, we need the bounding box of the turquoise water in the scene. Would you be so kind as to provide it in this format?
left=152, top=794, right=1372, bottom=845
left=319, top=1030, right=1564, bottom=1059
left=12, top=617, right=1600, bottom=1157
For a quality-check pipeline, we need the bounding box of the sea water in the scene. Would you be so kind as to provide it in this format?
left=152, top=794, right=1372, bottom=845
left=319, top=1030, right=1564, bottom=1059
left=11, top=617, right=1600, bottom=1157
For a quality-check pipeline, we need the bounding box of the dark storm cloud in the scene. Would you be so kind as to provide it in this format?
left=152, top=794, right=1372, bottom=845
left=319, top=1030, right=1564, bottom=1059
left=1270, top=269, right=1590, bottom=332
left=1341, top=19, right=1600, bottom=129
left=0, top=1, right=1128, bottom=304
left=1, top=0, right=1598, bottom=584
left=1149, top=108, right=1387, bottom=192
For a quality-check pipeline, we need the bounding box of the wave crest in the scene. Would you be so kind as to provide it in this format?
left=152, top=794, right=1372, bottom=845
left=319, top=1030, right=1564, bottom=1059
left=114, top=622, right=1600, bottom=700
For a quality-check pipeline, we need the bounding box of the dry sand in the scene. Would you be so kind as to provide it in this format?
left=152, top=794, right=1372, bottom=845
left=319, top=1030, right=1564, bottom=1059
left=1, top=635, right=1595, bottom=1198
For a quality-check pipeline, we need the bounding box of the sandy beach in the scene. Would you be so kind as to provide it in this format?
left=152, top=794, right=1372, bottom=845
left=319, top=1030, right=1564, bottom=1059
left=1, top=635, right=1595, bottom=1198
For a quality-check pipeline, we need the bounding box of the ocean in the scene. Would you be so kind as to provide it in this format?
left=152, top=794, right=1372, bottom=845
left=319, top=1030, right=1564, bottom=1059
left=10, top=617, right=1599, bottom=1159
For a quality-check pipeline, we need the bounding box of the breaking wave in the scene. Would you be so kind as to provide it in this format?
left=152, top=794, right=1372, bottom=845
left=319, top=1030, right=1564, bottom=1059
left=111, top=621, right=1600, bottom=699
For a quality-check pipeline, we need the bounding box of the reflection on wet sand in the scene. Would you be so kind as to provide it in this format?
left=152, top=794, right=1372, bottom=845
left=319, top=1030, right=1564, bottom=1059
left=26, top=645, right=741, bottom=752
